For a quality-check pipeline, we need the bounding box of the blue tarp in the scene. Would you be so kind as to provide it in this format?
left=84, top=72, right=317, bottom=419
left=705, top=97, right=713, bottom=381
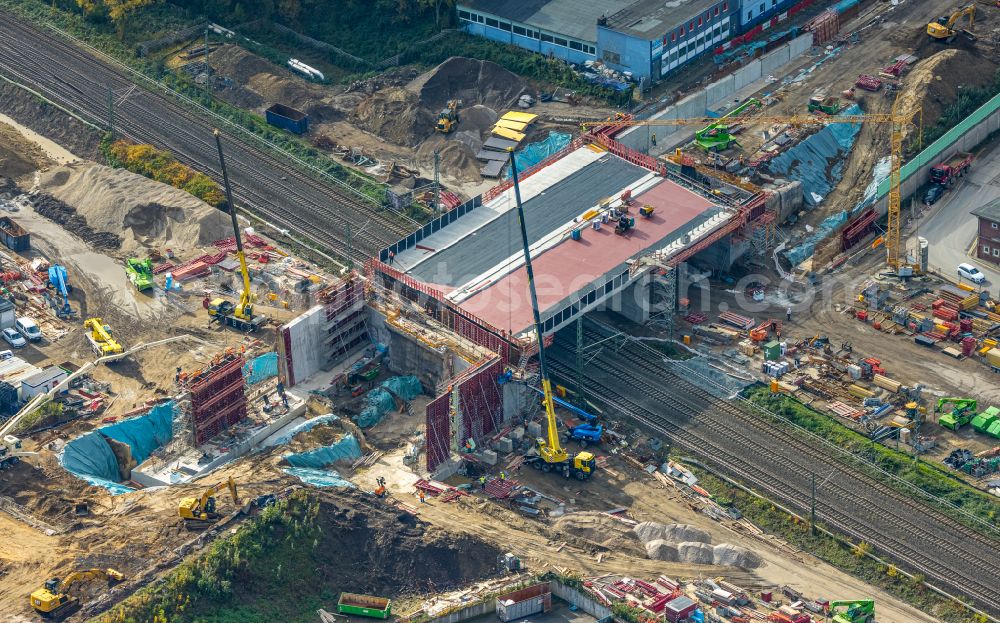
left=769, top=103, right=863, bottom=209
left=353, top=388, right=395, bottom=428
left=59, top=402, right=177, bottom=495
left=284, top=433, right=361, bottom=468
left=505, top=132, right=571, bottom=179
left=283, top=467, right=355, bottom=488
left=265, top=414, right=339, bottom=447
left=381, top=376, right=422, bottom=400
left=243, top=352, right=279, bottom=385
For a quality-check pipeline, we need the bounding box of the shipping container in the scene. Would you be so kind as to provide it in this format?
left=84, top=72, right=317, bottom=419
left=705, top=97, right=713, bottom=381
left=987, top=348, right=1000, bottom=369
left=265, top=103, right=309, bottom=135
left=337, top=593, right=391, bottom=619
left=763, top=340, right=781, bottom=361
left=496, top=583, right=552, bottom=622
left=0, top=217, right=29, bottom=252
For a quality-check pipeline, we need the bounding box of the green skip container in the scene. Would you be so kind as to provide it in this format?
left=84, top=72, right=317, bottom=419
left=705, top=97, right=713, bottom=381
left=338, top=593, right=392, bottom=619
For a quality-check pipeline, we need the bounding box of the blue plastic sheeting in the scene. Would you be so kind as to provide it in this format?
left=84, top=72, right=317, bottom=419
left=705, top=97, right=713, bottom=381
left=283, top=467, right=355, bottom=488
left=284, top=433, right=361, bottom=468
left=505, top=132, right=571, bottom=179
left=381, top=376, right=422, bottom=400
left=265, top=414, right=339, bottom=447
left=60, top=431, right=134, bottom=495
left=353, top=388, right=396, bottom=428
left=768, top=104, right=862, bottom=208
left=783, top=210, right=850, bottom=266
left=243, top=352, right=278, bottom=385
left=831, top=0, right=859, bottom=14
left=100, top=402, right=175, bottom=464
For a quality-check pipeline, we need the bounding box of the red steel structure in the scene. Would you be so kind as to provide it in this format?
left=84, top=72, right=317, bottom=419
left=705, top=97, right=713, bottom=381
left=425, top=357, right=504, bottom=472
left=187, top=353, right=247, bottom=445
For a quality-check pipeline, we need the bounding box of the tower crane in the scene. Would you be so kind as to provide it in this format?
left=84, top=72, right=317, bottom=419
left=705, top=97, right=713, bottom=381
left=582, top=95, right=919, bottom=270
left=507, top=150, right=597, bottom=481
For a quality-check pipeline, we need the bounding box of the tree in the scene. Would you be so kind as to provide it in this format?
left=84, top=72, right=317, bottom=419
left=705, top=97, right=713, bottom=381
left=420, top=0, right=454, bottom=27
left=75, top=0, right=161, bottom=39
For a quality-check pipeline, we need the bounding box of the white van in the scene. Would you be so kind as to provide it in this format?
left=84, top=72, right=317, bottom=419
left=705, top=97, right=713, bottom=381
left=15, top=317, right=41, bottom=342
left=958, top=263, right=987, bottom=285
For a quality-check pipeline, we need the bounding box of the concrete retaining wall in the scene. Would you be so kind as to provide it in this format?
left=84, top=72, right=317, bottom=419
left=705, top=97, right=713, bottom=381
left=423, top=599, right=495, bottom=623
left=549, top=582, right=613, bottom=620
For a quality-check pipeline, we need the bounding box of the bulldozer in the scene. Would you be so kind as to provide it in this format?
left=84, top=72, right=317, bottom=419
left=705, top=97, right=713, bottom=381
left=830, top=599, right=875, bottom=623
left=178, top=476, right=240, bottom=528
left=30, top=568, right=124, bottom=617
left=435, top=100, right=460, bottom=133
left=927, top=4, right=976, bottom=42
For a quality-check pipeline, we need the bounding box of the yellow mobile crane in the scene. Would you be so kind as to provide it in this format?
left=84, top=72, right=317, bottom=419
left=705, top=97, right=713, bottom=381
left=30, top=567, right=124, bottom=617
left=583, top=96, right=919, bottom=271
left=507, top=151, right=597, bottom=481
left=927, top=4, right=976, bottom=42
left=207, top=130, right=266, bottom=332
left=83, top=317, right=123, bottom=357
left=178, top=476, right=241, bottom=528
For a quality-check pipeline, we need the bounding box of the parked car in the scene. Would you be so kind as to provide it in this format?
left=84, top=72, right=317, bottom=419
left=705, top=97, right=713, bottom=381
left=15, top=317, right=41, bottom=342
left=958, top=262, right=987, bottom=284
left=2, top=327, right=26, bottom=348
left=924, top=184, right=945, bottom=205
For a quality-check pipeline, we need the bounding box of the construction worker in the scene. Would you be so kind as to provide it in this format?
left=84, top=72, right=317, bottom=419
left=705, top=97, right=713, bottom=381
left=479, top=476, right=487, bottom=490
left=651, top=132, right=657, bottom=147
left=418, top=489, right=426, bottom=504
left=786, top=306, right=792, bottom=321
left=499, top=471, right=507, bottom=481
left=388, top=250, right=395, bottom=265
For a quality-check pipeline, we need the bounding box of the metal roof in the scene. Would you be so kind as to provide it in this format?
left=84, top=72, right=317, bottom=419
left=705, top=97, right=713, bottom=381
left=604, top=0, right=721, bottom=39
left=407, top=153, right=650, bottom=288
left=460, top=0, right=633, bottom=42
left=972, top=197, right=1000, bottom=223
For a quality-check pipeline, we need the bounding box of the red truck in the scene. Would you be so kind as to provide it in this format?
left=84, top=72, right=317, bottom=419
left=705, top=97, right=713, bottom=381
left=929, top=151, right=973, bottom=186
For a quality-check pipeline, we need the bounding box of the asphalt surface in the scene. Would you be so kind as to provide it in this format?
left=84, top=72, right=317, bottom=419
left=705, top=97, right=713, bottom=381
left=0, top=13, right=416, bottom=263
left=916, top=146, right=1000, bottom=290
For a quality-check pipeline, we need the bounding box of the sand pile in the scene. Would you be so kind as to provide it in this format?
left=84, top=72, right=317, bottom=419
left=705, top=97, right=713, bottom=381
left=355, top=88, right=436, bottom=146
left=895, top=49, right=997, bottom=142
left=38, top=163, right=231, bottom=254
left=552, top=512, right=642, bottom=550
left=0, top=121, right=47, bottom=178
left=407, top=57, right=532, bottom=112
left=634, top=522, right=711, bottom=544
left=644, top=539, right=680, bottom=561
left=416, top=136, right=482, bottom=183
left=713, top=543, right=763, bottom=568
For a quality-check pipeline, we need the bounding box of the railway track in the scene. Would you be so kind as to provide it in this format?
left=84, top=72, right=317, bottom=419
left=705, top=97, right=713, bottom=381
left=548, top=327, right=1000, bottom=614
left=0, top=13, right=417, bottom=263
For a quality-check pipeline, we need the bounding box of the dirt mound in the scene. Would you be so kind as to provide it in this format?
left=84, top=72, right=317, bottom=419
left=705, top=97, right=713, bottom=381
left=645, top=539, right=679, bottom=561
left=285, top=422, right=347, bottom=453
left=0, top=121, right=47, bottom=178
left=37, top=163, right=231, bottom=254
left=633, top=521, right=711, bottom=544
left=713, top=543, right=763, bottom=568
left=895, top=49, right=997, bottom=128
left=417, top=136, right=482, bottom=183
left=677, top=541, right=715, bottom=564
left=552, top=512, right=642, bottom=550
left=32, top=193, right=122, bottom=251
left=456, top=104, right=499, bottom=136
left=355, top=87, right=436, bottom=147
left=407, top=57, right=532, bottom=112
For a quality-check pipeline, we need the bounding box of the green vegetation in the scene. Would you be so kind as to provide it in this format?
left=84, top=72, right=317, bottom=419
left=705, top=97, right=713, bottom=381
left=694, top=470, right=986, bottom=623
left=15, top=400, right=64, bottom=433
left=93, top=492, right=333, bottom=623
left=921, top=69, right=1000, bottom=149
left=742, top=386, right=1000, bottom=535
left=102, top=135, right=226, bottom=206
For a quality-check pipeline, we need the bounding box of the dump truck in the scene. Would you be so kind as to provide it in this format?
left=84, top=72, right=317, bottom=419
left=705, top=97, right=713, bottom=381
left=125, top=258, right=154, bottom=291
left=807, top=95, right=842, bottom=115
left=337, top=593, right=391, bottom=619
left=929, top=151, right=972, bottom=186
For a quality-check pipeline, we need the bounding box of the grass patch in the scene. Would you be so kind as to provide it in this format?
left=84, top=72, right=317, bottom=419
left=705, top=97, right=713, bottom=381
left=742, top=386, right=1000, bottom=535
left=694, top=469, right=989, bottom=623
left=920, top=69, right=1000, bottom=150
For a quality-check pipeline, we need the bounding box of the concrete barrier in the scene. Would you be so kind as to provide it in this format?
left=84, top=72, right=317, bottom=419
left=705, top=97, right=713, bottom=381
left=549, top=582, right=613, bottom=620
left=423, top=599, right=495, bottom=623
left=760, top=46, right=791, bottom=75
left=733, top=59, right=762, bottom=90
left=705, top=75, right=735, bottom=109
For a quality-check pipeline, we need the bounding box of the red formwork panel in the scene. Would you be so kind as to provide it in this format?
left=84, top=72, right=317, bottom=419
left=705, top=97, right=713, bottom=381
left=459, top=358, right=504, bottom=444
left=188, top=354, right=247, bottom=445
left=425, top=392, right=451, bottom=472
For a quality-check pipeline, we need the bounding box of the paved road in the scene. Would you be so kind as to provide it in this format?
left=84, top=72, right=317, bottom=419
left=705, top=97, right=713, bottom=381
left=916, top=146, right=1000, bottom=290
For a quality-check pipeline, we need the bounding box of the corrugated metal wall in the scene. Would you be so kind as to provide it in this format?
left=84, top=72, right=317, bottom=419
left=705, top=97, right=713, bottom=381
left=425, top=392, right=451, bottom=472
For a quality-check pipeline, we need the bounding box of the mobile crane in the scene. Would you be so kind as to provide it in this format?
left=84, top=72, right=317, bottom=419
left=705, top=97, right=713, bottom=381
left=830, top=599, right=875, bottom=623
left=29, top=567, right=124, bottom=617
left=178, top=476, right=241, bottom=528
left=507, top=151, right=597, bottom=481
left=927, top=4, right=976, bottom=42
left=206, top=130, right=266, bottom=332
left=83, top=317, right=123, bottom=357
left=582, top=94, right=919, bottom=272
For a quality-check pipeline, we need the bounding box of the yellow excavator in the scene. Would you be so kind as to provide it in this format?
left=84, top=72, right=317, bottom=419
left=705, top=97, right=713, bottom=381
left=506, top=151, right=596, bottom=481
left=178, top=476, right=240, bottom=528
left=206, top=130, right=266, bottom=332
left=83, top=317, right=123, bottom=357
left=927, top=4, right=976, bottom=42
left=30, top=568, right=124, bottom=617
left=436, top=100, right=460, bottom=133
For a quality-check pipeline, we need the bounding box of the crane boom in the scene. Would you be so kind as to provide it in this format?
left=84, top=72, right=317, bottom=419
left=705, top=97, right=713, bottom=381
left=213, top=129, right=253, bottom=320
left=584, top=101, right=917, bottom=270
left=508, top=151, right=567, bottom=465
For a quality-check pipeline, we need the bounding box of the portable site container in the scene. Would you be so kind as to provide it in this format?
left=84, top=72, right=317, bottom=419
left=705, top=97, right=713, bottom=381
left=0, top=217, right=29, bottom=252
left=337, top=593, right=391, bottom=619
left=763, top=340, right=781, bottom=361
left=265, top=103, right=309, bottom=135
left=972, top=408, right=998, bottom=434
left=496, top=583, right=552, bottom=622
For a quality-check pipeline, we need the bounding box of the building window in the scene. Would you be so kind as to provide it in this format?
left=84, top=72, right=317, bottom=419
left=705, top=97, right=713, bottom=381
left=723, top=1, right=728, bottom=10
left=993, top=222, right=999, bottom=229
left=671, top=32, right=677, bottom=41
left=698, top=17, right=703, bottom=26
left=512, top=25, right=526, bottom=35
left=540, top=32, right=553, bottom=42
left=570, top=40, right=582, bottom=50
left=747, top=8, right=753, bottom=19
left=458, top=10, right=470, bottom=20
left=985, top=245, right=991, bottom=254
left=477, top=13, right=485, bottom=23
left=771, top=0, right=777, bottom=6
left=499, top=20, right=512, bottom=32
left=530, top=30, right=540, bottom=39
left=554, top=37, right=568, bottom=47
left=996, top=248, right=1000, bottom=257
left=715, top=6, right=720, bottom=15
left=485, top=17, right=498, bottom=27
left=603, top=50, right=621, bottom=64
left=690, top=21, right=695, bottom=30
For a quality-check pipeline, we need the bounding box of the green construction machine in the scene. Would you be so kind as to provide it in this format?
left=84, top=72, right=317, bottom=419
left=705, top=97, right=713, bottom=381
left=830, top=600, right=875, bottom=623
left=936, top=397, right=978, bottom=430
left=694, top=97, right=761, bottom=152
left=125, top=258, right=155, bottom=292
left=808, top=94, right=843, bottom=115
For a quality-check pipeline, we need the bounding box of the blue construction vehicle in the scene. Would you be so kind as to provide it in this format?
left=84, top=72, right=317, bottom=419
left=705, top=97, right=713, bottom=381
left=525, top=385, right=603, bottom=447
left=47, top=265, right=73, bottom=318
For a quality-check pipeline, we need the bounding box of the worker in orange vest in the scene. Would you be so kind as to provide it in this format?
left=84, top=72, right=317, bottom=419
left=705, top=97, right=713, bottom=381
left=418, top=490, right=426, bottom=504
